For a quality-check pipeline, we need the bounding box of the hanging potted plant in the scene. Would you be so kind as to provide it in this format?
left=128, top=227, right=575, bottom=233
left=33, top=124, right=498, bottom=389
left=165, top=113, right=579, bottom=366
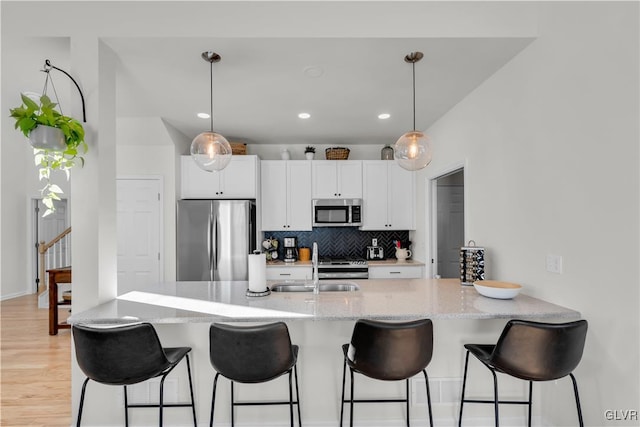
left=10, top=93, right=87, bottom=216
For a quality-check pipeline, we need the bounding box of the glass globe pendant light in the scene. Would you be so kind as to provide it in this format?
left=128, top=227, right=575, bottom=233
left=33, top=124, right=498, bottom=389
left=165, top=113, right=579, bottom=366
left=394, top=51, right=433, bottom=171
left=190, top=51, right=232, bottom=172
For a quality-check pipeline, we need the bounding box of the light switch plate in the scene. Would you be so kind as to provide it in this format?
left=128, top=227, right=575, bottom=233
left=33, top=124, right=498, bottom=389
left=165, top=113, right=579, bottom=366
left=546, top=254, right=563, bottom=274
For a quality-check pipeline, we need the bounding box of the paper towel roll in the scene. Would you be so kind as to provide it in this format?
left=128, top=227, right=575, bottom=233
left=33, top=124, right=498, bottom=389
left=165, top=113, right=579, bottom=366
left=248, top=252, right=267, bottom=293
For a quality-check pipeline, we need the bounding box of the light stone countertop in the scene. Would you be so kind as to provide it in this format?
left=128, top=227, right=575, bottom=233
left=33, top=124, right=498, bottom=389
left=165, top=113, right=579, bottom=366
left=68, top=278, right=580, bottom=324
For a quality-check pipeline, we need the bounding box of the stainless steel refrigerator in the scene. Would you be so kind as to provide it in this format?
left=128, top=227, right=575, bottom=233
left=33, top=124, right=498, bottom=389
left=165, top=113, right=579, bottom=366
left=177, top=200, right=256, bottom=281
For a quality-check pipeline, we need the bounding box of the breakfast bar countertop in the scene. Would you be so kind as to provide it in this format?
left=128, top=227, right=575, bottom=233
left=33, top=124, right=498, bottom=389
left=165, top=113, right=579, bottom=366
left=68, top=278, right=580, bottom=325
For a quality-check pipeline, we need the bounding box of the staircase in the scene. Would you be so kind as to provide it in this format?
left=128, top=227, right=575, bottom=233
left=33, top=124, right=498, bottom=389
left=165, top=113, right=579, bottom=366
left=37, top=227, right=71, bottom=309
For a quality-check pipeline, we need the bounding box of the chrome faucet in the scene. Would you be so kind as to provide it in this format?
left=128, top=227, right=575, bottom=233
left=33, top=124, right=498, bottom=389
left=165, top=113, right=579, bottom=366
left=312, top=242, right=319, bottom=294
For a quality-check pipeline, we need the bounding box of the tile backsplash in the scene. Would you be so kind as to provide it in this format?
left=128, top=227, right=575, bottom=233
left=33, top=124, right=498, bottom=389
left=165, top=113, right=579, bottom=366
left=265, top=228, right=410, bottom=259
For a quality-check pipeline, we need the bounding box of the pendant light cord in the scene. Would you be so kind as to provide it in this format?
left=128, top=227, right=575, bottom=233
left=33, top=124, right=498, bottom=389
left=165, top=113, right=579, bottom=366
left=209, top=60, right=214, bottom=132
left=412, top=60, right=416, bottom=131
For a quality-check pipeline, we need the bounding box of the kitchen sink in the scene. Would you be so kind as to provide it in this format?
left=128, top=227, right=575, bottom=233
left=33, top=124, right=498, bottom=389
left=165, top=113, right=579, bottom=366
left=270, top=281, right=360, bottom=293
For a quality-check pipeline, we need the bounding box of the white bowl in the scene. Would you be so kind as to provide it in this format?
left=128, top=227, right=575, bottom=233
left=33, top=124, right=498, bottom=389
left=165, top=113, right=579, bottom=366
left=473, top=280, right=522, bottom=299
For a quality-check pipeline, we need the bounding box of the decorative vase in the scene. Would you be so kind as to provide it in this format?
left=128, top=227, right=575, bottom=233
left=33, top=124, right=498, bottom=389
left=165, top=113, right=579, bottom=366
left=281, top=148, right=291, bottom=160
left=381, top=145, right=394, bottom=160
left=305, top=152, right=314, bottom=160
left=29, top=125, right=66, bottom=151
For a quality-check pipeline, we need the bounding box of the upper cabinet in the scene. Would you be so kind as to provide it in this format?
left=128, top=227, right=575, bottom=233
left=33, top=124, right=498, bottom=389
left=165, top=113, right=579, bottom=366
left=361, top=161, right=415, bottom=230
left=261, top=160, right=312, bottom=231
left=180, top=155, right=258, bottom=199
left=312, top=161, right=362, bottom=199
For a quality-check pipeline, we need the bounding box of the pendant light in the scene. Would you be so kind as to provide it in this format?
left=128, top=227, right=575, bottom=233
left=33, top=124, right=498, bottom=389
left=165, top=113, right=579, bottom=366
left=393, top=51, right=433, bottom=171
left=190, top=51, right=232, bottom=172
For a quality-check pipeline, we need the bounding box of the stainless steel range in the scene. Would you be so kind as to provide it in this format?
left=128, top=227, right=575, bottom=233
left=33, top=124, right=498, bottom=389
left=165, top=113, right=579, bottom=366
left=318, top=257, right=369, bottom=280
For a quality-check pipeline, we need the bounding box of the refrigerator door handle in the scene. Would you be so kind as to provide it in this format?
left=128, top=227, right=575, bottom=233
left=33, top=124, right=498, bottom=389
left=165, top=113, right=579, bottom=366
left=212, top=209, right=218, bottom=281
left=208, top=205, right=214, bottom=281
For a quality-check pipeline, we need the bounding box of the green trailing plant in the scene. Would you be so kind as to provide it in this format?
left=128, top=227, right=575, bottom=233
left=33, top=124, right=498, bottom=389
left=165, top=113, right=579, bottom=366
left=9, top=93, right=87, bottom=216
left=304, top=145, right=315, bottom=153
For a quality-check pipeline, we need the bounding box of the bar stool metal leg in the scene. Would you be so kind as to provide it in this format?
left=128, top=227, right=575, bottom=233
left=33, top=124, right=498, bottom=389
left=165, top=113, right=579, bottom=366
left=458, top=350, right=471, bottom=427
left=527, top=381, right=532, bottom=427
left=423, top=370, right=434, bottom=427
left=210, top=373, right=220, bottom=427
left=405, top=379, right=410, bottom=427
left=159, top=372, right=167, bottom=427
left=570, top=373, right=585, bottom=427
left=123, top=385, right=129, bottom=427
left=490, top=368, right=499, bottom=427
left=77, top=378, right=90, bottom=427
left=230, top=381, right=235, bottom=427
left=288, top=371, right=294, bottom=427
left=186, top=354, right=197, bottom=426
left=340, top=358, right=347, bottom=426
left=349, top=369, right=355, bottom=427
left=294, top=364, right=302, bottom=427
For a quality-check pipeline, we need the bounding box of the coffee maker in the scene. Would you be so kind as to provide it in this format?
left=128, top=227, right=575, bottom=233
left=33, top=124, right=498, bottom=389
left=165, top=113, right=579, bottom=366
left=283, top=237, right=298, bottom=262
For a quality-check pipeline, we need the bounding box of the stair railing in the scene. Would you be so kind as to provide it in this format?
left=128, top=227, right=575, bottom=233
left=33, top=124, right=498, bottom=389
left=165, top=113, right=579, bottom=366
left=38, top=227, right=71, bottom=294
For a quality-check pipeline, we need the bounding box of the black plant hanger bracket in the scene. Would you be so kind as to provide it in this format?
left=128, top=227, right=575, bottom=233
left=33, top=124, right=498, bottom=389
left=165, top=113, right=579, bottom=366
left=42, top=59, right=86, bottom=123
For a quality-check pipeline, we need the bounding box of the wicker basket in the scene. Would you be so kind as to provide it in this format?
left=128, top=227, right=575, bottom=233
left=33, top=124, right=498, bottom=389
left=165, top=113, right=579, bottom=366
left=325, top=147, right=350, bottom=160
left=230, top=142, right=247, bottom=155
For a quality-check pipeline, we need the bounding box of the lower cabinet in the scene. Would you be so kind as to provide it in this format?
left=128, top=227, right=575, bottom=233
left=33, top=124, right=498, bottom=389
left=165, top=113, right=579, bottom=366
left=368, top=265, right=423, bottom=279
left=266, top=266, right=312, bottom=281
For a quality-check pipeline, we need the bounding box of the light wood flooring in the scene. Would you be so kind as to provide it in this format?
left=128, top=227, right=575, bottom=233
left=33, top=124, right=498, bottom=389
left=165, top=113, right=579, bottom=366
left=1, top=294, right=72, bottom=426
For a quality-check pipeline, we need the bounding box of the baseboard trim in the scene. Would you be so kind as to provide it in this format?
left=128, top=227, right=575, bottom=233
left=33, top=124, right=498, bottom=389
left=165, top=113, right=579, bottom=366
left=0, top=291, right=28, bottom=301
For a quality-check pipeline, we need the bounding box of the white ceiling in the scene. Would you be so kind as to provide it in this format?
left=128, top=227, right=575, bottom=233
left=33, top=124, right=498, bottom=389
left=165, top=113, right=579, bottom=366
left=104, top=36, right=533, bottom=147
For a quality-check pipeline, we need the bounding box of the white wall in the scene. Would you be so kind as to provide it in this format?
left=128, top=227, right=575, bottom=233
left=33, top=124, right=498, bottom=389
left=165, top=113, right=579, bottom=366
left=116, top=117, right=178, bottom=282
left=414, top=3, right=639, bottom=425
left=0, top=37, right=72, bottom=298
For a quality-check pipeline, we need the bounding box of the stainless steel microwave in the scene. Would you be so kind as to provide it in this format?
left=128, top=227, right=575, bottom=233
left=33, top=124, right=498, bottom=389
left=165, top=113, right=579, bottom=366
left=313, top=199, right=362, bottom=227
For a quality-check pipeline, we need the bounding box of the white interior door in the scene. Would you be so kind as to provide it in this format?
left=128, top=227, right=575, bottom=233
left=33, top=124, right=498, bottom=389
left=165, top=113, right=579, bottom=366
left=117, top=178, right=162, bottom=295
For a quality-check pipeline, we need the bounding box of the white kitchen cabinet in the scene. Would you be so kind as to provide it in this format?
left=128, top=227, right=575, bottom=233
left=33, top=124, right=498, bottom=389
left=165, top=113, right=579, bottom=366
left=369, top=265, right=423, bottom=279
left=261, top=161, right=312, bottom=231
left=361, top=161, right=415, bottom=230
left=312, top=161, right=362, bottom=199
left=266, top=266, right=312, bottom=281
left=180, top=155, right=258, bottom=199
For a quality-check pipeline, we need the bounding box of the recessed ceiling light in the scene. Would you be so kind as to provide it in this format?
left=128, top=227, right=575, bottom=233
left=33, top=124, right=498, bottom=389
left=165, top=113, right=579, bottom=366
left=197, top=112, right=210, bottom=119
left=378, top=113, right=391, bottom=120
left=298, top=113, right=311, bottom=119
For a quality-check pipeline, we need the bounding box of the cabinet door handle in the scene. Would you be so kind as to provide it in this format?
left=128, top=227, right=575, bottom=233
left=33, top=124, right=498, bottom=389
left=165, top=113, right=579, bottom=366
left=390, top=271, right=402, bottom=274
left=280, top=273, right=291, bottom=276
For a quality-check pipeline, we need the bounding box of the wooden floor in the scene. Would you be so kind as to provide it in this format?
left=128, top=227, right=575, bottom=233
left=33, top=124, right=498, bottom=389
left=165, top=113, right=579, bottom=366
left=1, top=294, right=72, bottom=426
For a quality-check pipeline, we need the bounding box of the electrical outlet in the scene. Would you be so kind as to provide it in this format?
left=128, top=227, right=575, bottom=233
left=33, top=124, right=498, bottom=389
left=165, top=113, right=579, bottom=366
left=546, top=254, right=563, bottom=274
left=372, top=238, right=378, bottom=247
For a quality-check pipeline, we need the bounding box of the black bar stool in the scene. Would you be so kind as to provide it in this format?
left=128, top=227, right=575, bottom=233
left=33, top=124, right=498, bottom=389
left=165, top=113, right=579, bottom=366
left=458, top=319, right=588, bottom=427
left=340, top=318, right=434, bottom=427
left=208, top=322, right=301, bottom=427
left=72, top=322, right=196, bottom=427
